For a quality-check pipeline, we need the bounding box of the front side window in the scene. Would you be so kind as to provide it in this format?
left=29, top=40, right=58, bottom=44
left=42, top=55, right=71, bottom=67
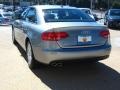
left=25, top=8, right=37, bottom=23
left=43, top=9, right=94, bottom=22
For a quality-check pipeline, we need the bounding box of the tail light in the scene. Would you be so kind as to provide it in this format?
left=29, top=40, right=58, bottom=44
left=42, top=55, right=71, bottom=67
left=100, top=30, right=110, bottom=38
left=41, top=32, right=68, bottom=41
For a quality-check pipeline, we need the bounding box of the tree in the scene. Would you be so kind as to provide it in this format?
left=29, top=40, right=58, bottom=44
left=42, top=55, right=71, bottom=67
left=111, top=1, right=120, bottom=9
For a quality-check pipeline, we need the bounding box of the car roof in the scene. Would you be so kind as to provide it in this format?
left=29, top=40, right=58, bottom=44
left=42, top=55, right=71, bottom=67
left=78, top=8, right=91, bottom=10
left=31, top=5, right=77, bottom=10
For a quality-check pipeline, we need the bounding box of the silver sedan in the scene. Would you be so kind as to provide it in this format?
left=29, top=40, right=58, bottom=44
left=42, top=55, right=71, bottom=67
left=12, top=5, right=111, bottom=69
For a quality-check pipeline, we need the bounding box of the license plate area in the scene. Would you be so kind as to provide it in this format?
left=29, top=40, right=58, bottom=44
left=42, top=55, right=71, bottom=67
left=78, top=36, right=92, bottom=43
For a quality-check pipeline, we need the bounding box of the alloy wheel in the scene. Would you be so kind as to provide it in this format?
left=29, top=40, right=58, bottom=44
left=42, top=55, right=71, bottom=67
left=27, top=42, right=33, bottom=68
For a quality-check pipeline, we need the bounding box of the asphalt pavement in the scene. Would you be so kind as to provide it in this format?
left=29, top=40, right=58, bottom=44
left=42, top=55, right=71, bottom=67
left=0, top=26, right=50, bottom=90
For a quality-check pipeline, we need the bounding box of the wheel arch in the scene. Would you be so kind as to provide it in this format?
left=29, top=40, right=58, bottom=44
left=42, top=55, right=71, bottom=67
left=25, top=37, right=34, bottom=56
left=25, top=37, right=30, bottom=50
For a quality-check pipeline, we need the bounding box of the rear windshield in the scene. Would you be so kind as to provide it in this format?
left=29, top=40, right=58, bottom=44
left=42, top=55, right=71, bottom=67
left=43, top=9, right=95, bottom=22
left=110, top=10, right=120, bottom=16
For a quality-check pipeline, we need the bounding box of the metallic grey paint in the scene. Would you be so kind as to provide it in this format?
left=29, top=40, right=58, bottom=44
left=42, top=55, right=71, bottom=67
left=13, top=5, right=111, bottom=64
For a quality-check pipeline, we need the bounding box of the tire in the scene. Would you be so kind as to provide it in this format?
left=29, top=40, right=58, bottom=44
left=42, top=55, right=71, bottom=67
left=104, top=21, right=106, bottom=25
left=26, top=41, right=36, bottom=69
left=12, top=29, right=17, bottom=44
left=106, top=21, right=111, bottom=28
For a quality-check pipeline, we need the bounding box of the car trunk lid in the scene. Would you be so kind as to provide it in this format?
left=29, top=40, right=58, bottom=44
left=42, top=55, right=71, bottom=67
left=42, top=22, right=108, bottom=48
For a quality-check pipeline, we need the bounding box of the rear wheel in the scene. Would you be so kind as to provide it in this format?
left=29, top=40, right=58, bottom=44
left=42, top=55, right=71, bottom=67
left=26, top=41, right=36, bottom=69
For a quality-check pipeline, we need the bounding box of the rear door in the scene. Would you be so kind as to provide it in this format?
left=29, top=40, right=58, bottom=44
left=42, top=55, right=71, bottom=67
left=20, top=7, right=38, bottom=49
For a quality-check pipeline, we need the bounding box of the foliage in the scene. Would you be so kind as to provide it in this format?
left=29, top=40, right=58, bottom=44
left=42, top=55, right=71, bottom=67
left=111, top=1, right=120, bottom=9
left=29, top=0, right=120, bottom=10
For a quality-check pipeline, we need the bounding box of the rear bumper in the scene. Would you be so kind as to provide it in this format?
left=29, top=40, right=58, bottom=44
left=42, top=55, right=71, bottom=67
left=33, top=45, right=111, bottom=64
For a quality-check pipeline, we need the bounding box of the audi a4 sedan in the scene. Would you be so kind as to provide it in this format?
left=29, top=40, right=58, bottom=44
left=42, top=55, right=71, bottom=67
left=12, top=5, right=111, bottom=69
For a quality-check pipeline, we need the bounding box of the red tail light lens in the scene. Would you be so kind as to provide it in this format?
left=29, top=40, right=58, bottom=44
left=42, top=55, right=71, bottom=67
left=41, top=32, right=68, bottom=41
left=100, top=30, right=110, bottom=38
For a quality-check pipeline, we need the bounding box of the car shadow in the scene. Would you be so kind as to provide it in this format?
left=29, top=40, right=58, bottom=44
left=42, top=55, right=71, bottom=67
left=32, top=62, right=120, bottom=90
left=15, top=42, right=27, bottom=60
left=109, top=27, right=120, bottom=31
left=15, top=42, right=120, bottom=90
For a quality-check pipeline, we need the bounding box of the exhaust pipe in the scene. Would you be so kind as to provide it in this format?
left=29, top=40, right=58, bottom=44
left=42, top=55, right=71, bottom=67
left=51, top=62, right=63, bottom=67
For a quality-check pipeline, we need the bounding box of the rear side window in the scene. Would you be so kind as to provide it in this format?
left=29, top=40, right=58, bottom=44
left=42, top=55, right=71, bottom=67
left=21, top=8, right=29, bottom=20
left=43, top=9, right=94, bottom=22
